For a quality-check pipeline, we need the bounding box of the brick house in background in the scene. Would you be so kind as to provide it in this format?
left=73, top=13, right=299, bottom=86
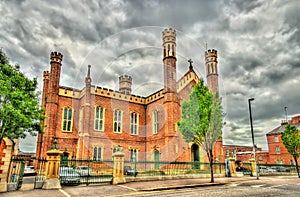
left=36, top=28, right=222, bottom=163
left=213, top=140, right=269, bottom=164
left=266, top=115, right=300, bottom=164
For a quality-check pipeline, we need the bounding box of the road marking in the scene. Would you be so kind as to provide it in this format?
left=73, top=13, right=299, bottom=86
left=269, top=184, right=287, bottom=188
left=59, top=189, right=71, bottom=197
left=106, top=190, right=161, bottom=197
left=251, top=184, right=265, bottom=188
left=118, top=185, right=137, bottom=191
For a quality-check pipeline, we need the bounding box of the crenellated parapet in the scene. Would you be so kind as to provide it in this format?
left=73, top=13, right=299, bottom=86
left=58, top=86, right=82, bottom=99
left=145, top=89, right=165, bottom=104
left=205, top=49, right=217, bottom=57
left=162, top=28, right=176, bottom=59
left=162, top=28, right=176, bottom=43
left=58, top=84, right=166, bottom=105
left=43, top=71, right=50, bottom=80
left=92, top=86, right=147, bottom=104
left=119, top=75, right=132, bottom=95
left=50, top=51, right=63, bottom=64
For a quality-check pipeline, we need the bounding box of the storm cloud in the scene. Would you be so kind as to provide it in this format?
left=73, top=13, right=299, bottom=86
left=1, top=0, right=300, bottom=152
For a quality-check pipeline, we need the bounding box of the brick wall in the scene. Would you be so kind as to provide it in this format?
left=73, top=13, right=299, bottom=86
left=267, top=133, right=295, bottom=164
left=0, top=140, right=6, bottom=176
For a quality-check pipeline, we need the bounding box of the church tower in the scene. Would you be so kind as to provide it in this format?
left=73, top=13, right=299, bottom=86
left=205, top=49, right=219, bottom=94
left=37, top=51, right=63, bottom=157
left=162, top=28, right=177, bottom=92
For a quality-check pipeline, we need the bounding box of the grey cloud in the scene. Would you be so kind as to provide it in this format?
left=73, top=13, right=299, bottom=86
left=1, top=0, right=300, bottom=152
left=229, top=0, right=263, bottom=14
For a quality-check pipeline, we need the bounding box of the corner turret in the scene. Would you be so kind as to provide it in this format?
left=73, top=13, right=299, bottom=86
left=162, top=28, right=177, bottom=92
left=119, top=75, right=132, bottom=95
left=205, top=49, right=219, bottom=94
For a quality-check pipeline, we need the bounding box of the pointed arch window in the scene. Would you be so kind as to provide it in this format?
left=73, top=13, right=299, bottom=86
left=130, top=149, right=138, bottom=162
left=93, top=147, right=102, bottom=160
left=130, top=112, right=138, bottom=135
left=95, top=106, right=105, bottom=131
left=153, top=110, right=158, bottom=134
left=62, top=108, right=73, bottom=132
left=113, top=109, right=122, bottom=133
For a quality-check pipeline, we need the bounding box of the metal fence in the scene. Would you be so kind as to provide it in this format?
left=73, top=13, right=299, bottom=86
left=34, top=158, right=47, bottom=189
left=7, top=156, right=25, bottom=190
left=237, top=162, right=253, bottom=176
left=123, top=160, right=226, bottom=177
left=59, top=158, right=113, bottom=185
left=257, top=163, right=299, bottom=174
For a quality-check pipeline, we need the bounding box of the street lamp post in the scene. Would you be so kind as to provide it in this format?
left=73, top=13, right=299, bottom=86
left=248, top=98, right=259, bottom=179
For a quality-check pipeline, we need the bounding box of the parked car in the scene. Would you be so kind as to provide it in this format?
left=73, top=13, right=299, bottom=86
left=124, top=166, right=138, bottom=176
left=274, top=166, right=290, bottom=172
left=258, top=166, right=268, bottom=173
left=24, top=166, right=36, bottom=176
left=267, top=167, right=277, bottom=172
left=236, top=166, right=251, bottom=175
left=59, top=167, right=80, bottom=185
left=76, top=166, right=92, bottom=176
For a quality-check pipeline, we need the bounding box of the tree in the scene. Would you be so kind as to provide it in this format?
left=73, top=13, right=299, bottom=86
left=178, top=79, right=224, bottom=183
left=281, top=124, right=300, bottom=178
left=0, top=49, right=45, bottom=146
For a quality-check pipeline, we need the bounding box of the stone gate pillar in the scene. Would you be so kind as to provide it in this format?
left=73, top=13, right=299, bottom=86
left=249, top=158, right=257, bottom=177
left=229, top=157, right=236, bottom=177
left=112, top=145, right=126, bottom=185
left=42, top=139, right=62, bottom=189
left=0, top=138, right=13, bottom=192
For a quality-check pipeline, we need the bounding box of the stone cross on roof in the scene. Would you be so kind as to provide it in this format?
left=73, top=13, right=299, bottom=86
left=188, top=58, right=193, bottom=70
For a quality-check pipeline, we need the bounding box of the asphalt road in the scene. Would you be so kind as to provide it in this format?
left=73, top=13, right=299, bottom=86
left=2, top=176, right=300, bottom=197
left=102, top=177, right=300, bottom=197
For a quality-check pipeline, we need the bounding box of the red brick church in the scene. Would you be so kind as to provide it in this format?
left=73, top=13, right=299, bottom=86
left=36, top=28, right=221, bottom=163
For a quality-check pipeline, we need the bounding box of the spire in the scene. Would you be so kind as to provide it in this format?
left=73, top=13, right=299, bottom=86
left=85, top=65, right=92, bottom=84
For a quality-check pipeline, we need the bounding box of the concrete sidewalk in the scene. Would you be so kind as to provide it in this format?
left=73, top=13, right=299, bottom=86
left=0, top=176, right=254, bottom=197
left=121, top=176, right=250, bottom=191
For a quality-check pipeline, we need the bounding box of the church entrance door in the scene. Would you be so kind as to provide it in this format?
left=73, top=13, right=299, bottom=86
left=154, top=150, right=160, bottom=169
left=191, top=144, right=200, bottom=169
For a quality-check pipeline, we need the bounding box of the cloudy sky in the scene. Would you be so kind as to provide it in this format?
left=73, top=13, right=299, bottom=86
left=1, top=0, right=299, bottom=152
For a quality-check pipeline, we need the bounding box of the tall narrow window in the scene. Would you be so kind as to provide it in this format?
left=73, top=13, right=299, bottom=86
left=153, top=110, right=158, bottom=134
left=130, top=112, right=138, bottom=135
left=172, top=45, right=175, bottom=55
left=130, top=149, right=138, bottom=162
left=93, top=147, right=102, bottom=160
left=113, top=109, right=122, bottom=133
left=276, top=146, right=280, bottom=154
left=62, top=108, right=73, bottom=132
left=95, top=106, right=104, bottom=131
